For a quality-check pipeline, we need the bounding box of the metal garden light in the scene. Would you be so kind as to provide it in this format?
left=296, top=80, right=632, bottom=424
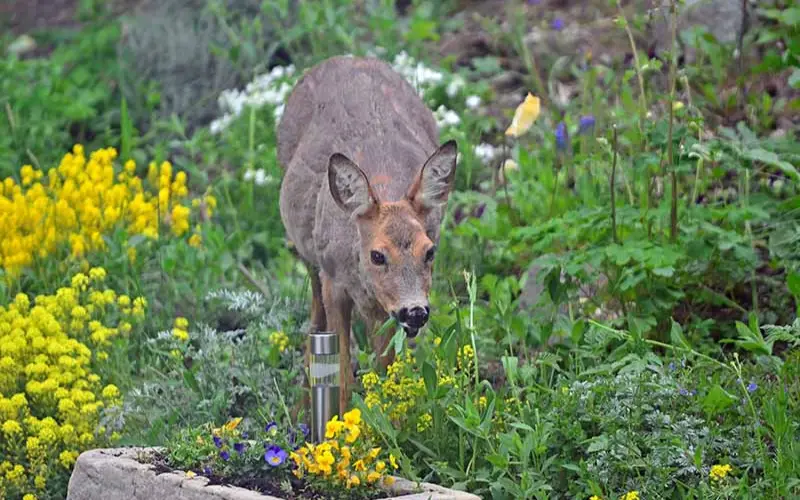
left=308, top=331, right=340, bottom=443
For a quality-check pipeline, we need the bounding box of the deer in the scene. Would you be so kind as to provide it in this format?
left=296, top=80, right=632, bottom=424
left=277, top=55, right=458, bottom=411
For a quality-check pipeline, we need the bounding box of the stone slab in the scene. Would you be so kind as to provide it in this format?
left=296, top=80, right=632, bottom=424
left=66, top=447, right=481, bottom=500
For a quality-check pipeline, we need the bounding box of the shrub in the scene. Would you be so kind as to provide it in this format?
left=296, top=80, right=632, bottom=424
left=0, top=144, right=215, bottom=284
left=0, top=269, right=146, bottom=499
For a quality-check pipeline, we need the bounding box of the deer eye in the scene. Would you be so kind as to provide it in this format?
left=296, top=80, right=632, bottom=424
left=370, top=250, right=386, bottom=266
left=424, top=246, right=436, bottom=263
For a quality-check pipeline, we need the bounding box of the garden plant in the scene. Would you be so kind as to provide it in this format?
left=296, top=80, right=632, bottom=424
left=0, top=0, right=798, bottom=499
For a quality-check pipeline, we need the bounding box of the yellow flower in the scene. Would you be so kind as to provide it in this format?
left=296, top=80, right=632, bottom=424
left=417, top=413, right=433, bottom=432
left=345, top=425, right=361, bottom=443
left=2, top=420, right=22, bottom=436
left=383, top=475, right=395, bottom=486
left=23, top=494, right=38, bottom=500
left=343, top=408, right=362, bottom=427
left=375, top=460, right=386, bottom=473
left=174, top=317, right=189, bottom=329
left=222, top=417, right=242, bottom=432
left=505, top=93, right=541, bottom=137
left=325, top=416, right=345, bottom=438
left=362, top=372, right=379, bottom=389
left=185, top=470, right=196, bottom=479
left=710, top=464, right=732, bottom=481
left=173, top=328, right=189, bottom=342
left=389, top=454, right=399, bottom=470
left=621, top=491, right=640, bottom=500
left=590, top=496, right=602, bottom=500
left=366, top=470, right=381, bottom=483
left=188, top=233, right=202, bottom=248
left=347, top=474, right=361, bottom=488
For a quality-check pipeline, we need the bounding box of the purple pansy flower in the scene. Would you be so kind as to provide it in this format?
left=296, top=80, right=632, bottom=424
left=747, top=381, right=758, bottom=393
left=219, top=450, right=230, bottom=461
left=298, top=423, right=310, bottom=437
left=555, top=122, right=568, bottom=150
left=213, top=436, right=223, bottom=448
left=234, top=442, right=246, bottom=455
left=578, top=115, right=596, bottom=134
left=265, top=422, right=278, bottom=435
left=203, top=466, right=213, bottom=476
left=552, top=18, right=564, bottom=31
left=264, top=445, right=287, bottom=467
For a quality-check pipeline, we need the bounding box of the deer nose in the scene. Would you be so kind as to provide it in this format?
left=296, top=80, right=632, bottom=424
left=398, top=306, right=429, bottom=329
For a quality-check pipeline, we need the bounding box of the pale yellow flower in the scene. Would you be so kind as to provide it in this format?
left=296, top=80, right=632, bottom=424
left=505, top=93, right=541, bottom=137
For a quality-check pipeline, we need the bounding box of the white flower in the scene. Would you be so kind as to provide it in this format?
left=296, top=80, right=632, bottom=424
left=434, top=105, right=460, bottom=129
left=243, top=169, right=255, bottom=181
left=473, top=143, right=497, bottom=164
left=446, top=75, right=465, bottom=98
left=465, top=95, right=481, bottom=109
left=254, top=169, right=267, bottom=186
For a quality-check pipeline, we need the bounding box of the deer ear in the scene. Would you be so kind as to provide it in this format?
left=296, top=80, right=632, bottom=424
left=407, top=140, right=458, bottom=212
left=328, top=153, right=378, bottom=217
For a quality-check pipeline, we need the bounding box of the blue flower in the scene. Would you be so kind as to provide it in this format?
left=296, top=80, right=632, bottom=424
left=679, top=388, right=692, bottom=396
left=265, top=422, right=278, bottom=436
left=298, top=423, right=310, bottom=437
left=241, top=431, right=249, bottom=439
left=219, top=450, right=230, bottom=461
left=264, top=445, right=287, bottom=467
left=747, top=381, right=758, bottom=393
left=555, top=122, right=568, bottom=150
left=203, top=466, right=213, bottom=476
left=552, top=18, right=564, bottom=31
left=234, top=442, right=246, bottom=455
left=668, top=362, right=676, bottom=371
left=213, top=436, right=223, bottom=448
left=578, top=115, right=595, bottom=134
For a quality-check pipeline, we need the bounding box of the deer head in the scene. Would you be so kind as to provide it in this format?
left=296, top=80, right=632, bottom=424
left=327, top=140, right=458, bottom=337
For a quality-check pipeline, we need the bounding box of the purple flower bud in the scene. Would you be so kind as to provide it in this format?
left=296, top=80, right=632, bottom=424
left=578, top=115, right=596, bottom=134
left=473, top=203, right=486, bottom=219
left=203, top=466, right=213, bottom=476
left=747, top=382, right=757, bottom=393
left=219, top=450, right=230, bottom=461
left=299, top=423, right=310, bottom=437
left=679, top=388, right=689, bottom=396
left=555, top=122, right=568, bottom=150
left=552, top=18, right=564, bottom=31
left=234, top=442, right=246, bottom=455
left=213, top=436, right=222, bottom=448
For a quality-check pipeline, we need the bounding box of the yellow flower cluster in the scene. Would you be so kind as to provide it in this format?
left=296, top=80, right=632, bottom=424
left=269, top=331, right=289, bottom=353
left=0, top=269, right=140, bottom=498
left=710, top=463, right=732, bottom=481
left=173, top=317, right=190, bottom=342
left=621, top=491, right=640, bottom=500
left=0, top=144, right=216, bottom=280
left=290, top=409, right=397, bottom=491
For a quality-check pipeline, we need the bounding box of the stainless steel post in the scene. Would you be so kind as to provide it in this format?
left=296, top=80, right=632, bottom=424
left=308, top=331, right=340, bottom=443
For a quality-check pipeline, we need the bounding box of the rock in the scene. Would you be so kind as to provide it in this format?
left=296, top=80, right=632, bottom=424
left=650, top=0, right=750, bottom=61
left=67, top=447, right=481, bottom=500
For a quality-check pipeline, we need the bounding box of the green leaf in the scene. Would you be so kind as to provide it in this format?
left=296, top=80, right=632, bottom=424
left=422, top=361, right=437, bottom=398
left=789, top=68, right=800, bottom=89
left=586, top=435, right=609, bottom=453
left=652, top=266, right=675, bottom=277
left=742, top=148, right=799, bottom=182
left=787, top=272, right=800, bottom=299
left=702, top=384, right=737, bottom=416
left=670, top=319, right=692, bottom=351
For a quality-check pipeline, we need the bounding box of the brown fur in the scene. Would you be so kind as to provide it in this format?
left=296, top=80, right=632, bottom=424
left=277, top=56, right=458, bottom=412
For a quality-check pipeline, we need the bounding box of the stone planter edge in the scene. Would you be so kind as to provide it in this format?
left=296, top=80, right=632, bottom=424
left=66, top=447, right=481, bottom=500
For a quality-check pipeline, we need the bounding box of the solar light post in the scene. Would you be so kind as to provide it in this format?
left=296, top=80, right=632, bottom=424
left=308, top=331, right=340, bottom=443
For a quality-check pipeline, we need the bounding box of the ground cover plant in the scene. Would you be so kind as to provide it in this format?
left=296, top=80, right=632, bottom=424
left=0, top=0, right=798, bottom=499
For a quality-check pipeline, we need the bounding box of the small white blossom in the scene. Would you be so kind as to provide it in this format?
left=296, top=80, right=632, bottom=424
left=434, top=105, right=460, bottom=129
left=465, top=95, right=482, bottom=109
left=446, top=75, right=465, bottom=97
left=473, top=143, right=497, bottom=164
